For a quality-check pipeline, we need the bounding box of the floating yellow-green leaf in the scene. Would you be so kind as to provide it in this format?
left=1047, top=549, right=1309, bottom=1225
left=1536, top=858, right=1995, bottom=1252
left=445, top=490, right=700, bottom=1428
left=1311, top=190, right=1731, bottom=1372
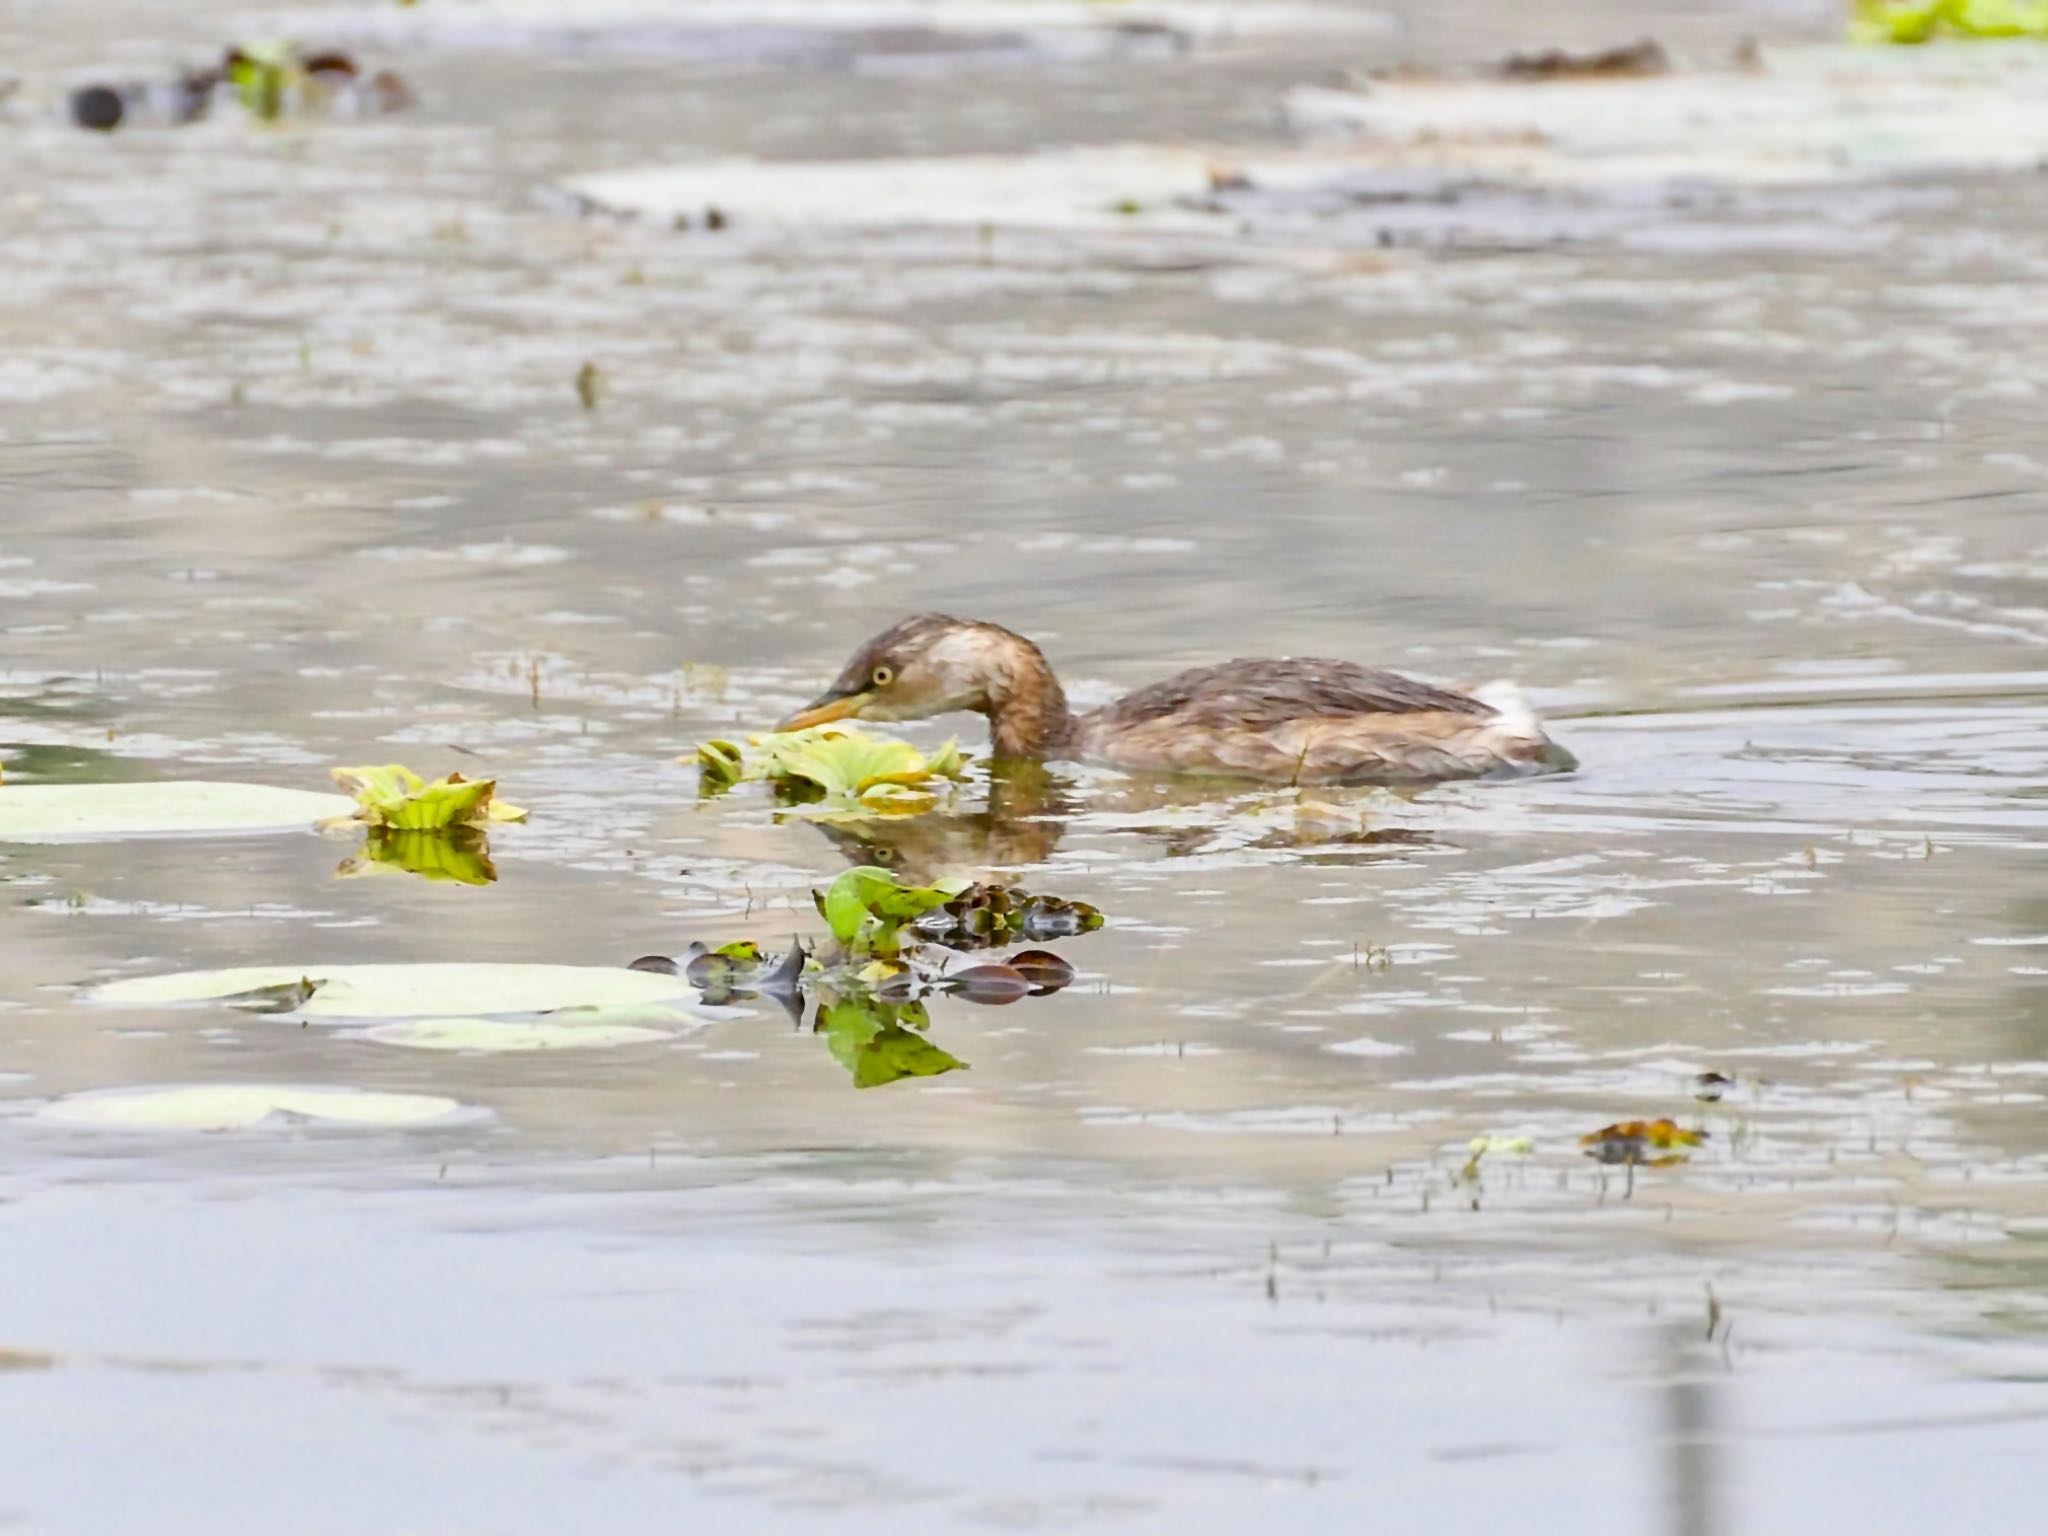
left=1459, top=1133, right=1536, bottom=1181
left=37, top=1083, right=473, bottom=1132
left=227, top=40, right=299, bottom=121
left=1851, top=0, right=2048, bottom=41
left=0, top=781, right=356, bottom=842
left=330, top=764, right=528, bottom=830
left=695, top=725, right=967, bottom=817
left=90, top=962, right=700, bottom=1020
left=362, top=1017, right=677, bottom=1052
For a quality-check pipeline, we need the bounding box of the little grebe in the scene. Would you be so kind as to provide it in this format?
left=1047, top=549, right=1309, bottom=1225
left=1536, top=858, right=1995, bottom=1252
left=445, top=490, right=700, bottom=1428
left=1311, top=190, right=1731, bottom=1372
left=780, top=614, right=1573, bottom=785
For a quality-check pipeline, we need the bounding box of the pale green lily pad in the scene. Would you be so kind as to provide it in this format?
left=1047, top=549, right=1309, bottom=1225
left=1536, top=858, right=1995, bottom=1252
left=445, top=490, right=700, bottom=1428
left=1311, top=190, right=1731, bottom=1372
left=37, top=1083, right=473, bottom=1132
left=90, top=963, right=700, bottom=1020
left=362, top=1017, right=677, bottom=1052
left=0, top=782, right=355, bottom=842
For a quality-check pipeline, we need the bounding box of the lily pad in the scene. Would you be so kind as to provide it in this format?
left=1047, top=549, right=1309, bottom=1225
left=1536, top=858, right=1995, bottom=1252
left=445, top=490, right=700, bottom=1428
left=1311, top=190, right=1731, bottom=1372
left=0, top=781, right=355, bottom=842
left=568, top=145, right=1228, bottom=235
left=37, top=1083, right=473, bottom=1132
left=361, top=1017, right=676, bottom=1051
left=89, top=962, right=700, bottom=1020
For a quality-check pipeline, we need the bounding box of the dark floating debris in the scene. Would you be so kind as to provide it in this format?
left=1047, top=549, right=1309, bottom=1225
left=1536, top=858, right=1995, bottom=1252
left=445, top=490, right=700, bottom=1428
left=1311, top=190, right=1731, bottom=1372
left=906, top=882, right=1105, bottom=950
left=70, top=85, right=125, bottom=132
left=219, top=976, right=325, bottom=1015
left=1693, top=1070, right=1736, bottom=1103
left=1005, top=949, right=1077, bottom=995
left=1358, top=35, right=1679, bottom=88
left=1496, top=38, right=1671, bottom=81
left=67, top=42, right=411, bottom=133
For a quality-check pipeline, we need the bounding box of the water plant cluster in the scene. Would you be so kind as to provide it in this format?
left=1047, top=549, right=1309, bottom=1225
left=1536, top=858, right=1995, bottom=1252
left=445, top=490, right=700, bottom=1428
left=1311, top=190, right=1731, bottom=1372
left=631, top=864, right=1105, bottom=1088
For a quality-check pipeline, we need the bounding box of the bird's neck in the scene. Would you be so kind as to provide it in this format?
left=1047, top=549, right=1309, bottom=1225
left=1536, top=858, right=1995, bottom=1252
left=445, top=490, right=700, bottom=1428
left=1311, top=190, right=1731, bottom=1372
left=983, top=634, right=1076, bottom=761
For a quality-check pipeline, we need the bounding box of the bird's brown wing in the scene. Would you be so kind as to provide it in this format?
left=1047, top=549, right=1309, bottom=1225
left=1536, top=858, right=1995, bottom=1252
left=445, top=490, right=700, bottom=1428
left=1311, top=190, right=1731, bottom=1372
left=1091, top=658, right=1493, bottom=733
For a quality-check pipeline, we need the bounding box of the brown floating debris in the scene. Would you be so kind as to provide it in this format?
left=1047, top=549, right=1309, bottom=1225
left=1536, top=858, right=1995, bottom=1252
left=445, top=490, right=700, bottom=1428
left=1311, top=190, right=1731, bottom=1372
left=1496, top=38, right=1671, bottom=81
left=1580, top=1118, right=1706, bottom=1166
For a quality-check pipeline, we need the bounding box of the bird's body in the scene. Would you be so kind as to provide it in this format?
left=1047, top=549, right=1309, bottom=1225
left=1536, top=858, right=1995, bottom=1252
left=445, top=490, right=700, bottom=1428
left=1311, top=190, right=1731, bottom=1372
left=781, top=614, right=1572, bottom=786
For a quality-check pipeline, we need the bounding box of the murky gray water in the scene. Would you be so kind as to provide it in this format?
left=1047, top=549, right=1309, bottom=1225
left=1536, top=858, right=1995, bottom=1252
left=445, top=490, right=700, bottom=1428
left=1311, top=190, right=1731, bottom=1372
left=5, top=0, right=2048, bottom=1529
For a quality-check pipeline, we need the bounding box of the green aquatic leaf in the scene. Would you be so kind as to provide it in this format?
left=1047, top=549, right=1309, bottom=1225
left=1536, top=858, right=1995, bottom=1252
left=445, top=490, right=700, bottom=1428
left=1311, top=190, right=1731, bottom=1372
left=37, top=1083, right=471, bottom=1132
left=90, top=962, right=700, bottom=1020
left=696, top=738, right=746, bottom=794
left=0, top=781, right=356, bottom=842
left=330, top=764, right=528, bottom=830
left=819, top=866, right=970, bottom=952
left=227, top=40, right=299, bottom=121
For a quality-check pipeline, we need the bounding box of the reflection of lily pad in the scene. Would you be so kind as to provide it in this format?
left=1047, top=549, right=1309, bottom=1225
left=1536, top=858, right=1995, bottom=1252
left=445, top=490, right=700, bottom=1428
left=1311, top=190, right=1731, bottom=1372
left=336, top=827, right=498, bottom=885
left=90, top=962, right=700, bottom=1020
left=362, top=1017, right=676, bottom=1051
left=37, top=1083, right=473, bottom=1131
left=0, top=781, right=355, bottom=842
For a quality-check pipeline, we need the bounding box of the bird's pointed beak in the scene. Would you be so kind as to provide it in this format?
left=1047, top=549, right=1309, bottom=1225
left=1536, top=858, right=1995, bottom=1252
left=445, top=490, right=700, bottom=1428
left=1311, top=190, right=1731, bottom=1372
left=777, top=688, right=870, bottom=733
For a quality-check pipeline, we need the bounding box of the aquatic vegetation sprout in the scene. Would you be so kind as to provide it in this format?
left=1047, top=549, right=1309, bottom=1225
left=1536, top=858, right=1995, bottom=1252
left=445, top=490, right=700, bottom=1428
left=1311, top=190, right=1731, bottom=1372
left=1850, top=0, right=2048, bottom=41
left=329, top=764, right=527, bottom=831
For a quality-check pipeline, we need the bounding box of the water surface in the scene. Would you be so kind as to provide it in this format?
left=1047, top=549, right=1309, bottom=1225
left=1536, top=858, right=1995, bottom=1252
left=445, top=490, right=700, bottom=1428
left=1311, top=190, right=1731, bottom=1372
left=3, top=0, right=2048, bottom=1529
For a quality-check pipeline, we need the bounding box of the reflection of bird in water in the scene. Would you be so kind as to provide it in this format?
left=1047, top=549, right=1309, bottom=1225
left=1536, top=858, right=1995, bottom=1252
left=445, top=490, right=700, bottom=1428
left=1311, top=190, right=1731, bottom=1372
left=783, top=613, right=1574, bottom=785
left=808, top=761, right=1069, bottom=885
left=805, top=758, right=1439, bottom=883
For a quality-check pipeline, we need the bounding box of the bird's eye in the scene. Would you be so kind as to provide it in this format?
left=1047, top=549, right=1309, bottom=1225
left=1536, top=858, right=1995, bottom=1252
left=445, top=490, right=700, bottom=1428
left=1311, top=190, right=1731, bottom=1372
left=871, top=665, right=895, bottom=687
